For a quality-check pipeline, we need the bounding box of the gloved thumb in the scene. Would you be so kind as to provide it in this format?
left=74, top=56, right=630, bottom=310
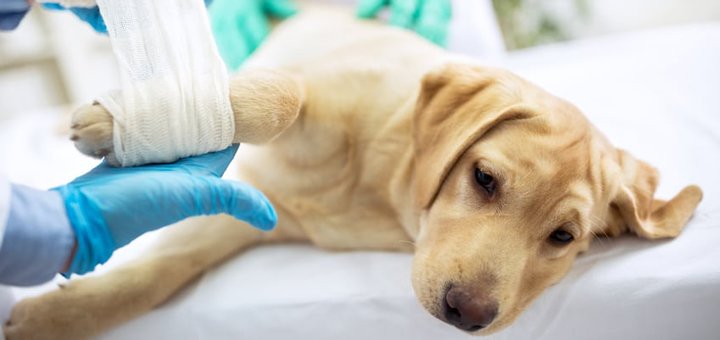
left=204, top=177, right=278, bottom=231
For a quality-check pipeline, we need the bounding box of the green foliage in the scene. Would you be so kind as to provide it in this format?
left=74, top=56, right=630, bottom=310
left=492, top=0, right=588, bottom=50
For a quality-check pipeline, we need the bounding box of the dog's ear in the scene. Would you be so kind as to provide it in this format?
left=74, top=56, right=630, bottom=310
left=603, top=149, right=702, bottom=239
left=412, top=63, right=533, bottom=209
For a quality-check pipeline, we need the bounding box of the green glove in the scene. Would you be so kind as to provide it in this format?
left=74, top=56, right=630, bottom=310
left=210, top=0, right=297, bottom=70
left=357, top=0, right=452, bottom=47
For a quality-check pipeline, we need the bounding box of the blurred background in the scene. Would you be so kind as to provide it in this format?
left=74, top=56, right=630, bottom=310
left=0, top=0, right=719, bottom=121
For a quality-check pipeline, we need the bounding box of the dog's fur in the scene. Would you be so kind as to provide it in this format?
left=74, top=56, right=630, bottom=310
left=4, top=8, right=702, bottom=339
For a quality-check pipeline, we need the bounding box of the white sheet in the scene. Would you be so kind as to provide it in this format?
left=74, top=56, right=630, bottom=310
left=1, top=23, right=719, bottom=340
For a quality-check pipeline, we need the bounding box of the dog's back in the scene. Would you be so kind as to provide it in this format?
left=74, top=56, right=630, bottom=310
left=237, top=8, right=449, bottom=250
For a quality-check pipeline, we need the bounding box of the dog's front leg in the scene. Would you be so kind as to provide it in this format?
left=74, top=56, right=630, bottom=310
left=3, top=209, right=306, bottom=340
left=70, top=69, right=303, bottom=166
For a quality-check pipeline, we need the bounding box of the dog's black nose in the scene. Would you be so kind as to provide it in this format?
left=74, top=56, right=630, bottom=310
left=443, top=287, right=498, bottom=332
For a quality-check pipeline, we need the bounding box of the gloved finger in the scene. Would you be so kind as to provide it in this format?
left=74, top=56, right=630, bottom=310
left=175, top=144, right=240, bottom=177
left=41, top=3, right=66, bottom=10
left=208, top=178, right=278, bottom=231
left=69, top=6, right=107, bottom=33
left=263, top=0, right=298, bottom=19
left=356, top=0, right=388, bottom=19
left=389, top=0, right=421, bottom=29
left=414, top=0, right=451, bottom=46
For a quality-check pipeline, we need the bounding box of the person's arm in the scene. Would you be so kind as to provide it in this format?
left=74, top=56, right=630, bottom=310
left=0, top=0, right=30, bottom=31
left=0, top=185, right=75, bottom=286
left=0, top=145, right=276, bottom=286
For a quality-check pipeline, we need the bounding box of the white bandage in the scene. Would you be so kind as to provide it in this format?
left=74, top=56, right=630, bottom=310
left=95, top=0, right=234, bottom=166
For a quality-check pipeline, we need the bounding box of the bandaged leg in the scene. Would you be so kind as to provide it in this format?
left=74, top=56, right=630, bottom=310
left=72, top=69, right=303, bottom=166
left=87, top=0, right=234, bottom=166
left=77, top=0, right=300, bottom=166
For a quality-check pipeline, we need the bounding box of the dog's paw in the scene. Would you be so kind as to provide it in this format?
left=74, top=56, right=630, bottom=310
left=4, top=296, right=48, bottom=340
left=70, top=102, right=120, bottom=166
left=3, top=288, right=91, bottom=340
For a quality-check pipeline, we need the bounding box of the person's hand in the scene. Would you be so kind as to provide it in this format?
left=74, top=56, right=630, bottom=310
left=357, top=0, right=451, bottom=46
left=209, top=0, right=297, bottom=70
left=54, top=144, right=277, bottom=275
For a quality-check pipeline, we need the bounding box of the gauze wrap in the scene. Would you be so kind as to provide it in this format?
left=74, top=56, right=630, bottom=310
left=95, top=0, right=234, bottom=166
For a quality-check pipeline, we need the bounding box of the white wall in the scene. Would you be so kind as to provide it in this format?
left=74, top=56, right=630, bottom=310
left=570, top=0, right=720, bottom=38
left=1, top=0, right=719, bottom=121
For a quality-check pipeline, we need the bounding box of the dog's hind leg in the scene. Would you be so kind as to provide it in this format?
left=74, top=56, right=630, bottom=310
left=3, top=207, right=307, bottom=340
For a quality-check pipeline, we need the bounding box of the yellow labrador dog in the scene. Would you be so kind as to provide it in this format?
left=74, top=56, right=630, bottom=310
left=4, top=8, right=702, bottom=339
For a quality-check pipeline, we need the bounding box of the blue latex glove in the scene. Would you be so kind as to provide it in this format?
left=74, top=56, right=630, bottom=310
left=53, top=144, right=277, bottom=275
left=42, top=3, right=106, bottom=33
left=209, top=0, right=297, bottom=70
left=42, top=0, right=215, bottom=34
left=357, top=0, right=452, bottom=46
left=0, top=0, right=30, bottom=31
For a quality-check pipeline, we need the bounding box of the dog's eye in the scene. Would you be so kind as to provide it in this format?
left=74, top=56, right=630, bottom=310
left=474, top=168, right=496, bottom=195
left=549, top=229, right=574, bottom=245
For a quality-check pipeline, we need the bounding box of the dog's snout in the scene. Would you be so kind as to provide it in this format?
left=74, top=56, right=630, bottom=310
left=443, top=286, right=498, bottom=332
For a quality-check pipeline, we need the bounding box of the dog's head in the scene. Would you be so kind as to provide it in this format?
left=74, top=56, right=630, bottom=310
left=410, top=63, right=703, bottom=334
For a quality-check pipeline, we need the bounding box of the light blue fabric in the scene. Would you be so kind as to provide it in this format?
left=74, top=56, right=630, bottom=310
left=0, top=0, right=30, bottom=31
left=53, top=144, right=277, bottom=276
left=0, top=185, right=74, bottom=286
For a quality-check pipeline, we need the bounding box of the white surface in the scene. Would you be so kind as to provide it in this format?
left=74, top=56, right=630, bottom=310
left=1, top=23, right=719, bottom=340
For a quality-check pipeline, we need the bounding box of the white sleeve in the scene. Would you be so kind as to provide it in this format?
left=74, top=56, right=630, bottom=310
left=0, top=176, right=9, bottom=248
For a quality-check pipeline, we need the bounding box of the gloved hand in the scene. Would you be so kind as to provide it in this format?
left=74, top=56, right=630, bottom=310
left=209, top=0, right=297, bottom=70
left=42, top=3, right=106, bottom=33
left=54, top=144, right=277, bottom=275
left=357, top=0, right=452, bottom=46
